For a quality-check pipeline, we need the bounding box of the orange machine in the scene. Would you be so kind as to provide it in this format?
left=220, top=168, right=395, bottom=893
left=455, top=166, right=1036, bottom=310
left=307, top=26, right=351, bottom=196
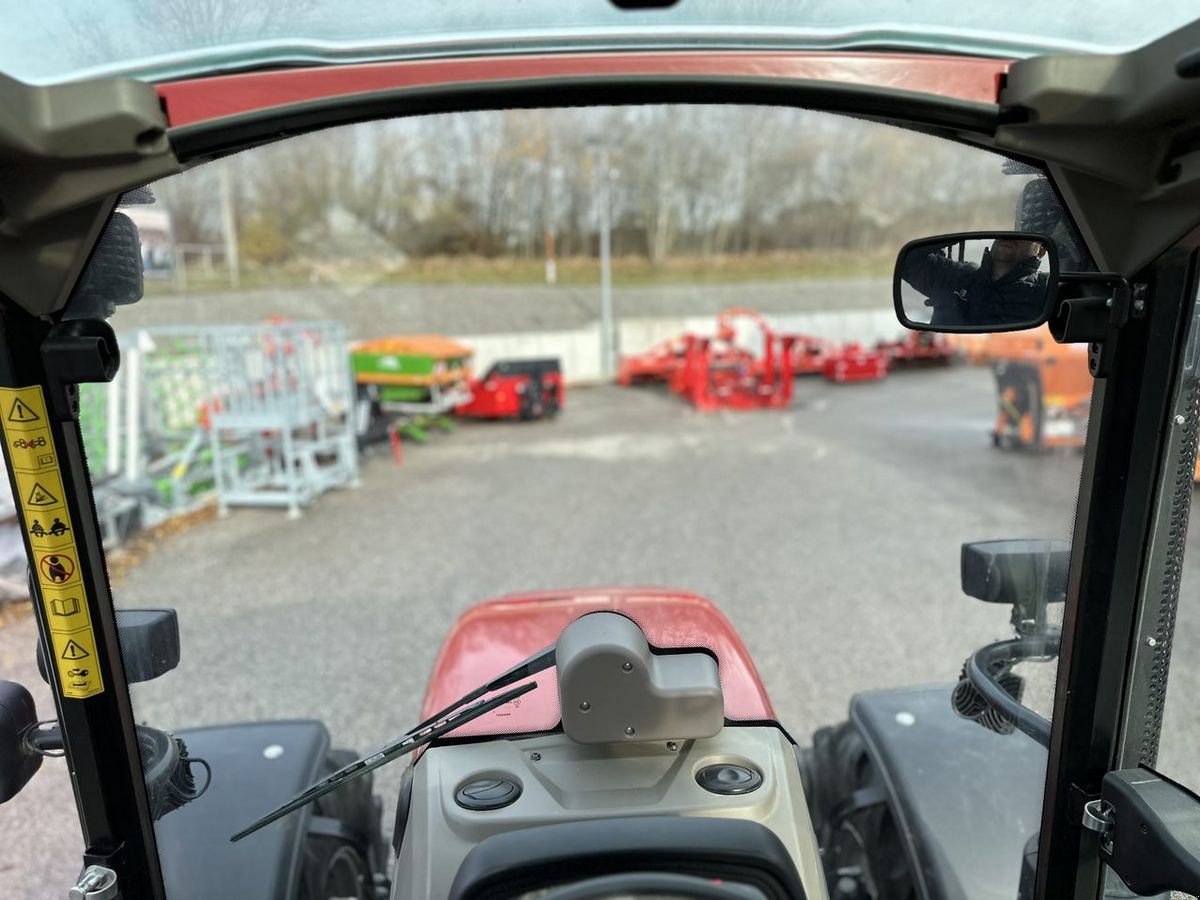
left=991, top=326, right=1092, bottom=450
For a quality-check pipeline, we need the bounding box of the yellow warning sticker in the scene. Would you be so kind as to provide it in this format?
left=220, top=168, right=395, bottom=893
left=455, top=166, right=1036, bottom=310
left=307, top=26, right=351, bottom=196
left=27, top=512, right=73, bottom=552
left=0, top=386, right=103, bottom=699
left=36, top=549, right=78, bottom=587
left=14, top=469, right=65, bottom=514
left=40, top=584, right=92, bottom=633
left=8, top=429, right=57, bottom=473
left=48, top=628, right=103, bottom=698
left=4, top=393, right=42, bottom=429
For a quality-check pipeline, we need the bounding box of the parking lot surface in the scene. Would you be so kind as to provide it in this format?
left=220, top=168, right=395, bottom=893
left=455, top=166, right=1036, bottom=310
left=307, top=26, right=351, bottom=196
left=4, top=368, right=1200, bottom=896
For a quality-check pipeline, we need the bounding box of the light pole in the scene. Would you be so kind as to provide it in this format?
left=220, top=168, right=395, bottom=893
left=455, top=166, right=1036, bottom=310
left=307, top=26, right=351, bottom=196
left=589, top=140, right=615, bottom=380
left=544, top=137, right=561, bottom=286
left=218, top=162, right=240, bottom=289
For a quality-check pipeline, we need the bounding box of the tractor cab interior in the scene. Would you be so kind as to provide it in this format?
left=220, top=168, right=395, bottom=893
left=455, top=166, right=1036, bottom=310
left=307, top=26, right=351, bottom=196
left=2, top=6, right=1200, bottom=900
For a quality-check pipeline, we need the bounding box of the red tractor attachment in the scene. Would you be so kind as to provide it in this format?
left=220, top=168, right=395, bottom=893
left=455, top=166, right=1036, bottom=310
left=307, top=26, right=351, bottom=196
left=668, top=308, right=797, bottom=411
left=616, top=337, right=686, bottom=387
left=875, top=331, right=958, bottom=366
left=821, top=342, right=890, bottom=383
left=456, top=358, right=564, bottom=421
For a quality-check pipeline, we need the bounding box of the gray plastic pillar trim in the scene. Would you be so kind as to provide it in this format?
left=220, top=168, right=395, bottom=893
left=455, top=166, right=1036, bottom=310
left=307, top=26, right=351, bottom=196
left=994, top=18, right=1200, bottom=275
left=0, top=72, right=180, bottom=316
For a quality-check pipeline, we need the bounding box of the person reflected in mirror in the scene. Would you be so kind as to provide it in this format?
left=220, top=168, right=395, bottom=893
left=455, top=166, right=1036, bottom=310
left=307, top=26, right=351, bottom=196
left=901, top=238, right=1049, bottom=327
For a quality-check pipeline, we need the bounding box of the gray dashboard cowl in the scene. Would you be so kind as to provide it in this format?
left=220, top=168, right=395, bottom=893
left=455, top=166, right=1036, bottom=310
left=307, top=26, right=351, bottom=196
left=557, top=612, right=723, bottom=744
left=393, top=727, right=828, bottom=900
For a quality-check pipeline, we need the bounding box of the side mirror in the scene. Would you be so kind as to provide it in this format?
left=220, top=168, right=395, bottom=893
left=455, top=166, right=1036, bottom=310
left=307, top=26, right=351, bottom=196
left=36, top=608, right=179, bottom=686
left=961, top=539, right=1069, bottom=631
left=961, top=539, right=1069, bottom=605
left=0, top=681, right=42, bottom=804
left=894, top=231, right=1058, bottom=333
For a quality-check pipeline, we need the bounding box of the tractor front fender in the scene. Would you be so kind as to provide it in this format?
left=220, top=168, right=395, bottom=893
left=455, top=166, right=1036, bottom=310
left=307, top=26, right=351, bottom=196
left=800, top=685, right=1046, bottom=900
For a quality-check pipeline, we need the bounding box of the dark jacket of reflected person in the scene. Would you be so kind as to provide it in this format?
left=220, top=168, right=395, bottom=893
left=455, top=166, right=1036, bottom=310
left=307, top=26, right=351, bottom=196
left=901, top=239, right=1049, bottom=328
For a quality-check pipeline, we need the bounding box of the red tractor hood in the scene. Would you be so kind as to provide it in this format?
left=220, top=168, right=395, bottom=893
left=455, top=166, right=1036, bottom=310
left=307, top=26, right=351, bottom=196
left=421, top=588, right=775, bottom=738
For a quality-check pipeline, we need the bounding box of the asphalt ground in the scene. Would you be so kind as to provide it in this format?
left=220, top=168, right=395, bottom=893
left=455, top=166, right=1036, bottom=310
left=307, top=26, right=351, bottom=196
left=4, top=368, right=1200, bottom=897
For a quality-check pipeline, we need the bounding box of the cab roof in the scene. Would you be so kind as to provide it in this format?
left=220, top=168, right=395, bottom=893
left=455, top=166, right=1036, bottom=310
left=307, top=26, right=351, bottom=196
left=11, top=0, right=1200, bottom=85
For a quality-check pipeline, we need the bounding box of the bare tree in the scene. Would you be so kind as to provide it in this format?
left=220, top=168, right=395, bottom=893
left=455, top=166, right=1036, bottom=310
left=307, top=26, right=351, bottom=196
left=123, top=0, right=316, bottom=46
left=62, top=0, right=317, bottom=67
left=156, top=104, right=1032, bottom=267
left=154, top=167, right=221, bottom=245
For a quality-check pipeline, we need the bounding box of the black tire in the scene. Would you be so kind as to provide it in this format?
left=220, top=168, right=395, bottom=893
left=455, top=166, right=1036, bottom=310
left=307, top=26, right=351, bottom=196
left=798, top=722, right=916, bottom=900
left=354, top=386, right=387, bottom=451
left=299, top=837, right=370, bottom=900
left=518, top=389, right=538, bottom=421
left=298, top=749, right=385, bottom=900
left=798, top=722, right=867, bottom=847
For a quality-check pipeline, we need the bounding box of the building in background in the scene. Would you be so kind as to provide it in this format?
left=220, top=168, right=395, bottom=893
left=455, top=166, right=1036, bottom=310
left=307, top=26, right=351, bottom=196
left=124, top=205, right=176, bottom=280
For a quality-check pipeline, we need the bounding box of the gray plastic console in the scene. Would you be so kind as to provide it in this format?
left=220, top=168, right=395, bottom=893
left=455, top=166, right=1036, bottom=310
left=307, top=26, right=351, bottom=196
left=557, top=612, right=723, bottom=744
left=392, top=726, right=828, bottom=899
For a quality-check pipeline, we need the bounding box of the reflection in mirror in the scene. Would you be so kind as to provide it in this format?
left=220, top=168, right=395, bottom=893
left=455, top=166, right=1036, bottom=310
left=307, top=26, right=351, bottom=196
left=895, top=234, right=1055, bottom=333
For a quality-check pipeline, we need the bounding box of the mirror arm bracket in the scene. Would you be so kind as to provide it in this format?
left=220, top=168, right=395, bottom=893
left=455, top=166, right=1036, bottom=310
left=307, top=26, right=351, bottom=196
left=40, top=320, right=122, bottom=421
left=1049, top=275, right=1147, bottom=378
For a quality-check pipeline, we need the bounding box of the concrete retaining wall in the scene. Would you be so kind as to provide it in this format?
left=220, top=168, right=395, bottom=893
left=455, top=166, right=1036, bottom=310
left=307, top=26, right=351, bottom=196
left=457, top=327, right=603, bottom=383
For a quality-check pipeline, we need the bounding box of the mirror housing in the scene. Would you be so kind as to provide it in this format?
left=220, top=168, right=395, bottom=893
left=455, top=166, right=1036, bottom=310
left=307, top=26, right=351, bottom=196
left=37, top=608, right=179, bottom=686
left=0, top=681, right=42, bottom=804
left=961, top=539, right=1069, bottom=605
left=962, top=539, right=1069, bottom=632
left=894, top=231, right=1058, bottom=333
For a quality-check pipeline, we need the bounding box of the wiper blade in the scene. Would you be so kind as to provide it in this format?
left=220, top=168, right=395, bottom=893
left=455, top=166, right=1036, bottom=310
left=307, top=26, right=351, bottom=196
left=232, top=642, right=555, bottom=842
left=230, top=680, right=537, bottom=842
left=415, top=642, right=556, bottom=732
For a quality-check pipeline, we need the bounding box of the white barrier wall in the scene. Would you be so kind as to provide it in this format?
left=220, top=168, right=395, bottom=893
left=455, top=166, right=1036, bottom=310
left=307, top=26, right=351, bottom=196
left=766, top=310, right=908, bottom=346
left=456, top=309, right=906, bottom=384
left=455, top=327, right=603, bottom=384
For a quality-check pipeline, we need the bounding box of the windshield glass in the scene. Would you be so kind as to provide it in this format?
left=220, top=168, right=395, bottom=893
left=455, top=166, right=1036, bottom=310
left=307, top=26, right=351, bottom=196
left=2, top=105, right=1089, bottom=898
left=8, top=0, right=1199, bottom=84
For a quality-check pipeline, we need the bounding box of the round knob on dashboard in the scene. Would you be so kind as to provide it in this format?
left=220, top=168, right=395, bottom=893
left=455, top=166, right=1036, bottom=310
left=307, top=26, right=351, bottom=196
left=455, top=777, right=522, bottom=811
left=695, top=764, right=763, bottom=796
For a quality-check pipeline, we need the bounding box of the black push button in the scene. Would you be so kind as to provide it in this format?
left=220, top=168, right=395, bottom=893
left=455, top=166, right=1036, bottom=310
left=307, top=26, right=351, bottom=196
left=696, top=764, right=763, bottom=795
left=455, top=777, right=522, bottom=811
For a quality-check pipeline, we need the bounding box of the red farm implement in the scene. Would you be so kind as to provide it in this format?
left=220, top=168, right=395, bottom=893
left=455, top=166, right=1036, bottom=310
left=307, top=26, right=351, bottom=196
left=456, top=358, right=565, bottom=421
left=875, top=331, right=957, bottom=367
left=790, top=334, right=839, bottom=375
left=820, top=342, right=890, bottom=383
left=616, top=337, right=685, bottom=387
left=619, top=307, right=892, bottom=406
left=665, top=308, right=797, bottom=411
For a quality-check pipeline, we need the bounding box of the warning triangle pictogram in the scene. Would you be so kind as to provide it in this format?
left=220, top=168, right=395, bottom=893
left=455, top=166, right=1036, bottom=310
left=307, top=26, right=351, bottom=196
left=7, top=398, right=39, bottom=423
left=26, top=482, right=58, bottom=507
left=61, top=640, right=89, bottom=660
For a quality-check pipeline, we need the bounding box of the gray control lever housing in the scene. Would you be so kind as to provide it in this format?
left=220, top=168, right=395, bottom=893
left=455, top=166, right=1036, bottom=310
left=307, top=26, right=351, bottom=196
left=557, top=612, right=723, bottom=744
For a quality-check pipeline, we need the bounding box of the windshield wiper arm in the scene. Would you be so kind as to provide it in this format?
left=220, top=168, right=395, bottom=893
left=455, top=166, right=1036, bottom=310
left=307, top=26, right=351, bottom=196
left=414, top=642, right=557, bottom=733
left=231, top=642, right=556, bottom=842
left=231, top=680, right=537, bottom=842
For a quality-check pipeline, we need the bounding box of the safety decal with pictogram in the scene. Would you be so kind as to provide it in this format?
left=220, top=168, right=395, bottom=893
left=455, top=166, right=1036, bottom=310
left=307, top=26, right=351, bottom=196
left=0, top=386, right=104, bottom=699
